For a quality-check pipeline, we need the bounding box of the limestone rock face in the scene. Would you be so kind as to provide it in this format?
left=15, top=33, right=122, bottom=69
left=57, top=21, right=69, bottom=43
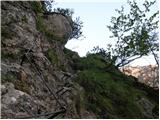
left=1, top=83, right=39, bottom=119
left=1, top=1, right=84, bottom=119
left=43, top=14, right=73, bottom=43
left=121, top=65, right=159, bottom=88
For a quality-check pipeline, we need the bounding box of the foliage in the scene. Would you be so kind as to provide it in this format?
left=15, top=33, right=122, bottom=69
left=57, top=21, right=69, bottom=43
left=90, top=45, right=117, bottom=66
left=1, top=72, right=17, bottom=84
left=45, top=48, right=59, bottom=66
left=31, top=1, right=43, bottom=14
left=1, top=26, right=16, bottom=39
left=1, top=51, right=19, bottom=60
left=76, top=69, right=144, bottom=118
left=34, top=1, right=83, bottom=40
left=31, top=1, right=62, bottom=41
left=106, top=0, right=159, bottom=67
left=75, top=54, right=158, bottom=118
left=41, top=0, right=55, bottom=12
left=69, top=17, right=83, bottom=39
left=75, top=53, right=108, bottom=70
left=64, top=48, right=76, bottom=57
left=53, top=7, right=74, bottom=17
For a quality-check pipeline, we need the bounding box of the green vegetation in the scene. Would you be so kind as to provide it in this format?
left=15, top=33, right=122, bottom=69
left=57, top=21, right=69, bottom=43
left=64, top=48, right=79, bottom=62
left=53, top=8, right=74, bottom=17
left=76, top=70, right=142, bottom=118
left=109, top=0, right=159, bottom=67
left=32, top=1, right=83, bottom=41
left=41, top=1, right=55, bottom=12
left=1, top=72, right=17, bottom=84
left=45, top=48, right=72, bottom=71
left=1, top=1, right=158, bottom=119
left=77, top=54, right=108, bottom=70
left=64, top=48, right=77, bottom=57
left=21, top=15, right=28, bottom=23
left=53, top=8, right=83, bottom=40
left=92, top=0, right=159, bottom=67
left=31, top=1, right=62, bottom=41
left=1, top=51, right=18, bottom=60
left=1, top=26, right=15, bottom=39
left=31, top=1, right=43, bottom=14
left=75, top=54, right=158, bottom=118
left=45, top=48, right=59, bottom=66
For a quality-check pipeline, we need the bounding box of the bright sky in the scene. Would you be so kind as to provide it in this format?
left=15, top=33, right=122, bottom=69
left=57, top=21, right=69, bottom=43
left=54, top=0, right=159, bottom=66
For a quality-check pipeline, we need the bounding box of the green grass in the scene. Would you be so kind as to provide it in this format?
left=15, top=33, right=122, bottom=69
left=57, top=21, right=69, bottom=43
left=76, top=69, right=144, bottom=118
left=75, top=54, right=108, bottom=70
left=75, top=54, right=158, bottom=118
left=64, top=48, right=78, bottom=58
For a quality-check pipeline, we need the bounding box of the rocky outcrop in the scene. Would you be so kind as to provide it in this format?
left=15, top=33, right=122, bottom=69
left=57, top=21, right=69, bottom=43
left=43, top=14, right=73, bottom=43
left=121, top=65, right=159, bottom=88
left=1, top=1, right=85, bottom=118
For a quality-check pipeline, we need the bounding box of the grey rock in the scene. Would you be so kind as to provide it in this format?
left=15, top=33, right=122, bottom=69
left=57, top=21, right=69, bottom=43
left=1, top=1, right=80, bottom=119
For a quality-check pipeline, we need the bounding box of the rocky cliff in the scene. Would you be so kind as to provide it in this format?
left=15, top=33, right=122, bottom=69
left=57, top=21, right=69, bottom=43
left=121, top=65, right=159, bottom=88
left=1, top=1, right=159, bottom=119
left=1, top=1, right=80, bottom=118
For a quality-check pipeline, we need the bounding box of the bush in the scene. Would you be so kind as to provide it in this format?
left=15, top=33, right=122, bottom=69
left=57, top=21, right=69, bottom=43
left=75, top=54, right=108, bottom=70
left=76, top=69, right=147, bottom=118
left=75, top=53, right=158, bottom=118
left=31, top=1, right=43, bottom=14
left=69, top=17, right=83, bottom=40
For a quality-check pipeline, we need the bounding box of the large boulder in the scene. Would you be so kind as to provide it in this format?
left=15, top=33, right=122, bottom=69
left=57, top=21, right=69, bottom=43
left=43, top=14, right=73, bottom=44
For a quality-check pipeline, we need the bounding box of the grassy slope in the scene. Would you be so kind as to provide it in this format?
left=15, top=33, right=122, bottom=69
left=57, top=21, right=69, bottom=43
left=69, top=53, right=159, bottom=119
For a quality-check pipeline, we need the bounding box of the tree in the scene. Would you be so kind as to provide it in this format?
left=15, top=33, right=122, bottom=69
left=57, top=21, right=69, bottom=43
left=41, top=0, right=55, bottom=12
left=53, top=8, right=74, bottom=17
left=69, top=17, right=83, bottom=39
left=107, top=0, right=159, bottom=67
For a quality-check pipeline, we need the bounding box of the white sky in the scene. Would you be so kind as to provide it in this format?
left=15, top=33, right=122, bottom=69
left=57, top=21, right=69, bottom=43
left=54, top=0, right=159, bottom=66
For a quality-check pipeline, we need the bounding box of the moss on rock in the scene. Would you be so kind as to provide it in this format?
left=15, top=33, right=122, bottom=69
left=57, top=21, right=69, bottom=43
left=31, top=1, right=43, bottom=14
left=45, top=48, right=59, bottom=66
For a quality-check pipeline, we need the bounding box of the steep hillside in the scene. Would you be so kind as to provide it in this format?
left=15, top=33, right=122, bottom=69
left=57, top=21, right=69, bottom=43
left=1, top=1, right=159, bottom=119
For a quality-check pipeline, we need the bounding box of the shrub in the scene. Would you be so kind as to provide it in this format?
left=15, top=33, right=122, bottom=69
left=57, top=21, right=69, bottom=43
left=31, top=1, right=43, bottom=14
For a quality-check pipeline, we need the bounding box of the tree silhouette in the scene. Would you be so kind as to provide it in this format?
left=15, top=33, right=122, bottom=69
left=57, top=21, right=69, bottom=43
left=107, top=0, right=159, bottom=67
